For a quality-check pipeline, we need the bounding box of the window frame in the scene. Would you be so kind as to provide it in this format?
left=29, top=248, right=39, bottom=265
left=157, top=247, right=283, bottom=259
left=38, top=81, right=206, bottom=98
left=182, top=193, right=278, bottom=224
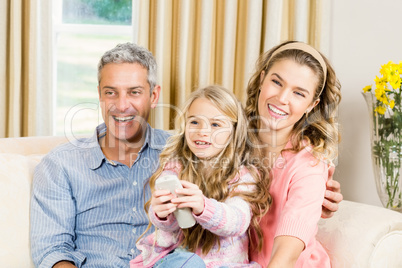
left=48, top=0, right=137, bottom=136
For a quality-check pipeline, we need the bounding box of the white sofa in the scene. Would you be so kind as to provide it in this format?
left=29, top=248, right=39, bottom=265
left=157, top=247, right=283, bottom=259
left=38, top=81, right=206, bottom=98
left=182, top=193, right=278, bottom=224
left=1, top=136, right=402, bottom=268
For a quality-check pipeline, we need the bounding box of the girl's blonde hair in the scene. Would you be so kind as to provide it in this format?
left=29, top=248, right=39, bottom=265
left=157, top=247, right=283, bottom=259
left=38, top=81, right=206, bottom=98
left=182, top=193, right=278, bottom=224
left=245, top=41, right=341, bottom=161
left=142, top=85, right=271, bottom=254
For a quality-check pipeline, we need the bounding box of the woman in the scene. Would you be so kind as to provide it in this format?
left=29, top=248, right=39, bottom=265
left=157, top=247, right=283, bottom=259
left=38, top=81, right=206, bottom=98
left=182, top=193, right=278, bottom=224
left=246, top=41, right=341, bottom=267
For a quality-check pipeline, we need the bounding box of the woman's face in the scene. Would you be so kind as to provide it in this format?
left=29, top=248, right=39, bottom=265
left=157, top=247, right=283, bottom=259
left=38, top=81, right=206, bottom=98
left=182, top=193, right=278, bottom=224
left=257, top=59, right=320, bottom=136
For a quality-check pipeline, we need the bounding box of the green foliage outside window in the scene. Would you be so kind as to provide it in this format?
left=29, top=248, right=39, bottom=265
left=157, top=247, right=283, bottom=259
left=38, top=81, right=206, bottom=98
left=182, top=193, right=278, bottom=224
left=63, top=0, right=132, bottom=25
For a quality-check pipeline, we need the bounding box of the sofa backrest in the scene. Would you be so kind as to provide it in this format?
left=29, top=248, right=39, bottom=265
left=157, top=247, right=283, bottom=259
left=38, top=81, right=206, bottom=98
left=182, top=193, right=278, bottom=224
left=0, top=136, right=70, bottom=155
left=0, top=136, right=71, bottom=267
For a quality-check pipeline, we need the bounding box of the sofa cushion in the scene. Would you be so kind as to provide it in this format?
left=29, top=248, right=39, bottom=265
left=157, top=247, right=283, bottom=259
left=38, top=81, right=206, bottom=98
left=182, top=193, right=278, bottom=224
left=371, top=230, right=402, bottom=267
left=317, top=200, right=402, bottom=267
left=0, top=153, right=43, bottom=268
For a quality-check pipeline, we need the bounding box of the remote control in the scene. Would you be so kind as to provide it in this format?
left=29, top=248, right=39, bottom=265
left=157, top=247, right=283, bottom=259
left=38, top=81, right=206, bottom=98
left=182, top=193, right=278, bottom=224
left=155, top=175, right=196, bottom=229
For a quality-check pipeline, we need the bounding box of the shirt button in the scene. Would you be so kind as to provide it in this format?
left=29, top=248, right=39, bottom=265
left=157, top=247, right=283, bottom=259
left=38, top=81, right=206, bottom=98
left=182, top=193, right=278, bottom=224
left=131, top=248, right=135, bottom=254
left=133, top=181, right=137, bottom=186
left=132, top=229, right=136, bottom=234
left=132, top=207, right=137, bottom=212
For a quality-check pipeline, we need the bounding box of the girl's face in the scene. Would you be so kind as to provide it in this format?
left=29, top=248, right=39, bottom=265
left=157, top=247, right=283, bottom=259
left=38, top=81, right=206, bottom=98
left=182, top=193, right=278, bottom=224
left=258, top=59, right=320, bottom=136
left=185, top=97, right=233, bottom=159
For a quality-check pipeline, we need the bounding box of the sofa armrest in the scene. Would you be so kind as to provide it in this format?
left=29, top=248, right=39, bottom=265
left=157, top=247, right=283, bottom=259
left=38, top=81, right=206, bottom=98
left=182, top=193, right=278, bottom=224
left=317, top=200, right=402, bottom=268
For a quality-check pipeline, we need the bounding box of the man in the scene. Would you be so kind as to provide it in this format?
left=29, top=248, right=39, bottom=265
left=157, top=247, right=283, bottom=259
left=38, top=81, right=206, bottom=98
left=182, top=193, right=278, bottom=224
left=30, top=43, right=342, bottom=267
left=31, top=43, right=170, bottom=267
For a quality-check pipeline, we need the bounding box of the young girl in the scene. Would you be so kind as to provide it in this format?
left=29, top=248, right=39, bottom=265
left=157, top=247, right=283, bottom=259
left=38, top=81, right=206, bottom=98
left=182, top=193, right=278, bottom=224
left=131, top=85, right=271, bottom=267
left=246, top=41, right=341, bottom=267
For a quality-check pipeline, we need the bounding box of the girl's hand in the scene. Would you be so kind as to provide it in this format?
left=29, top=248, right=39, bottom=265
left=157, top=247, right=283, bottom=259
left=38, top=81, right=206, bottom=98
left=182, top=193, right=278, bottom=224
left=172, top=180, right=205, bottom=215
left=151, top=189, right=177, bottom=219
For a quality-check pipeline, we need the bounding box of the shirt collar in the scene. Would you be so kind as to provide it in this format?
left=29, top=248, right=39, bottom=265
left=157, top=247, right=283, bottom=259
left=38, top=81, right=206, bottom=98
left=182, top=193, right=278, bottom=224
left=145, top=124, right=168, bottom=151
left=84, top=123, right=163, bottom=170
left=80, top=123, right=106, bottom=170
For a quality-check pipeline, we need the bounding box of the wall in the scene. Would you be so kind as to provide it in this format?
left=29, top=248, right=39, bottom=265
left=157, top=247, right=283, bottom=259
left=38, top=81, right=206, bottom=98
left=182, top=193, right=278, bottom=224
left=329, top=0, right=402, bottom=207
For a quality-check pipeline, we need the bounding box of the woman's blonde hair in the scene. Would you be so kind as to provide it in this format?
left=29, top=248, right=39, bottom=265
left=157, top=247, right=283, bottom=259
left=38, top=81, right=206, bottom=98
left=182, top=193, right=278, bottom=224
left=142, top=85, right=271, bottom=254
left=245, top=41, right=341, bottom=161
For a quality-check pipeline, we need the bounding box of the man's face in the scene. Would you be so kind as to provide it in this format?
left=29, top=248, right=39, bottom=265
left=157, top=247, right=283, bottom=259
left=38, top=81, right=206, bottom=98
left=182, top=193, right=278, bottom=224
left=98, top=63, right=160, bottom=146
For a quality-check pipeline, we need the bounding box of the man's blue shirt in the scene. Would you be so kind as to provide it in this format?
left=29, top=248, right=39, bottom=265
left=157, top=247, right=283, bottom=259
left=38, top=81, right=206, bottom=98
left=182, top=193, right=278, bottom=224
left=30, top=123, right=170, bottom=267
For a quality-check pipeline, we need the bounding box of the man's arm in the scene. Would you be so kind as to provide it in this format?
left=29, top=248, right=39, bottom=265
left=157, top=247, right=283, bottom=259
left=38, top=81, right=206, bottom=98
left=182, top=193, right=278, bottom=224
left=53, top=261, right=77, bottom=268
left=30, top=154, right=85, bottom=267
left=322, top=179, right=343, bottom=218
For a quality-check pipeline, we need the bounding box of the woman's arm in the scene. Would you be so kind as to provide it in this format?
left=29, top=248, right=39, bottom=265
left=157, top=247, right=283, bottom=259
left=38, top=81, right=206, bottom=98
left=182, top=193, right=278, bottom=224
left=269, top=155, right=329, bottom=267
left=268, top=236, right=304, bottom=268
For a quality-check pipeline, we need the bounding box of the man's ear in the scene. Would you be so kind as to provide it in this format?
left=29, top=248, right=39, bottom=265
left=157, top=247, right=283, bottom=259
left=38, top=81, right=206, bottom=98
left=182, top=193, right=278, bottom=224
left=150, top=85, right=161, bottom=109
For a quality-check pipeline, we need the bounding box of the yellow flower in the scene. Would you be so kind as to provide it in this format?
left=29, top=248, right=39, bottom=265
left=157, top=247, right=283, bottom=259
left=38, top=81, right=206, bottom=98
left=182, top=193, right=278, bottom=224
left=380, top=61, right=401, bottom=90
left=375, top=106, right=386, bottom=115
left=363, top=85, right=372, bottom=92
left=375, top=75, right=387, bottom=88
left=390, top=77, right=401, bottom=90
left=398, top=61, right=402, bottom=73
left=363, top=61, right=401, bottom=115
left=390, top=100, right=395, bottom=109
left=380, top=61, right=392, bottom=78
left=375, top=87, right=387, bottom=103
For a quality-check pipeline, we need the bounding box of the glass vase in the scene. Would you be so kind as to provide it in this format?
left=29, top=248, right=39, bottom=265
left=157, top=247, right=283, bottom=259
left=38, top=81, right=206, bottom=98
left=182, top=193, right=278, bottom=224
left=362, top=92, right=402, bottom=212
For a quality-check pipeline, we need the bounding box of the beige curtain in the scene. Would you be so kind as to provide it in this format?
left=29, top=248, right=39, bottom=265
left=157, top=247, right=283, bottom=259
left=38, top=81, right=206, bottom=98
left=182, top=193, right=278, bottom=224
left=0, top=0, right=38, bottom=138
left=0, top=0, right=327, bottom=136
left=134, top=0, right=327, bottom=130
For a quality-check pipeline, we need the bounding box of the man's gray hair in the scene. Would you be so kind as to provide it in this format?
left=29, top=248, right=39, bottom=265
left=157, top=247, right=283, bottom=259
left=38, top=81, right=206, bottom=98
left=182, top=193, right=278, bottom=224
left=98, top=43, right=158, bottom=93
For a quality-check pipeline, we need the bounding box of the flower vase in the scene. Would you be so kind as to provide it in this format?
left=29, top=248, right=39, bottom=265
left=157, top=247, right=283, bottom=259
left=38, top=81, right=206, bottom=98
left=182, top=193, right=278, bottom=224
left=362, top=91, right=402, bottom=212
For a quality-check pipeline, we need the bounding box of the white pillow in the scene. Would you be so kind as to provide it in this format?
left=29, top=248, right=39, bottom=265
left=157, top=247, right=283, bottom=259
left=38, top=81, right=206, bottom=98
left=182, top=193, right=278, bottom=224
left=0, top=153, right=43, bottom=268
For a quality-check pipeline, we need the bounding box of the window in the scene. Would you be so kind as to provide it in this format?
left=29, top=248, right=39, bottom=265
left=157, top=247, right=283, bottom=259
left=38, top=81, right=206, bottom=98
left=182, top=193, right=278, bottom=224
left=53, top=0, right=133, bottom=136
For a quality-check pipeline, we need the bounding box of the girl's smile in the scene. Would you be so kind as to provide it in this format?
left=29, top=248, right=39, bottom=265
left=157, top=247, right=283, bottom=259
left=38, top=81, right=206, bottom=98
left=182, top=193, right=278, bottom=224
left=194, top=140, right=212, bottom=148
